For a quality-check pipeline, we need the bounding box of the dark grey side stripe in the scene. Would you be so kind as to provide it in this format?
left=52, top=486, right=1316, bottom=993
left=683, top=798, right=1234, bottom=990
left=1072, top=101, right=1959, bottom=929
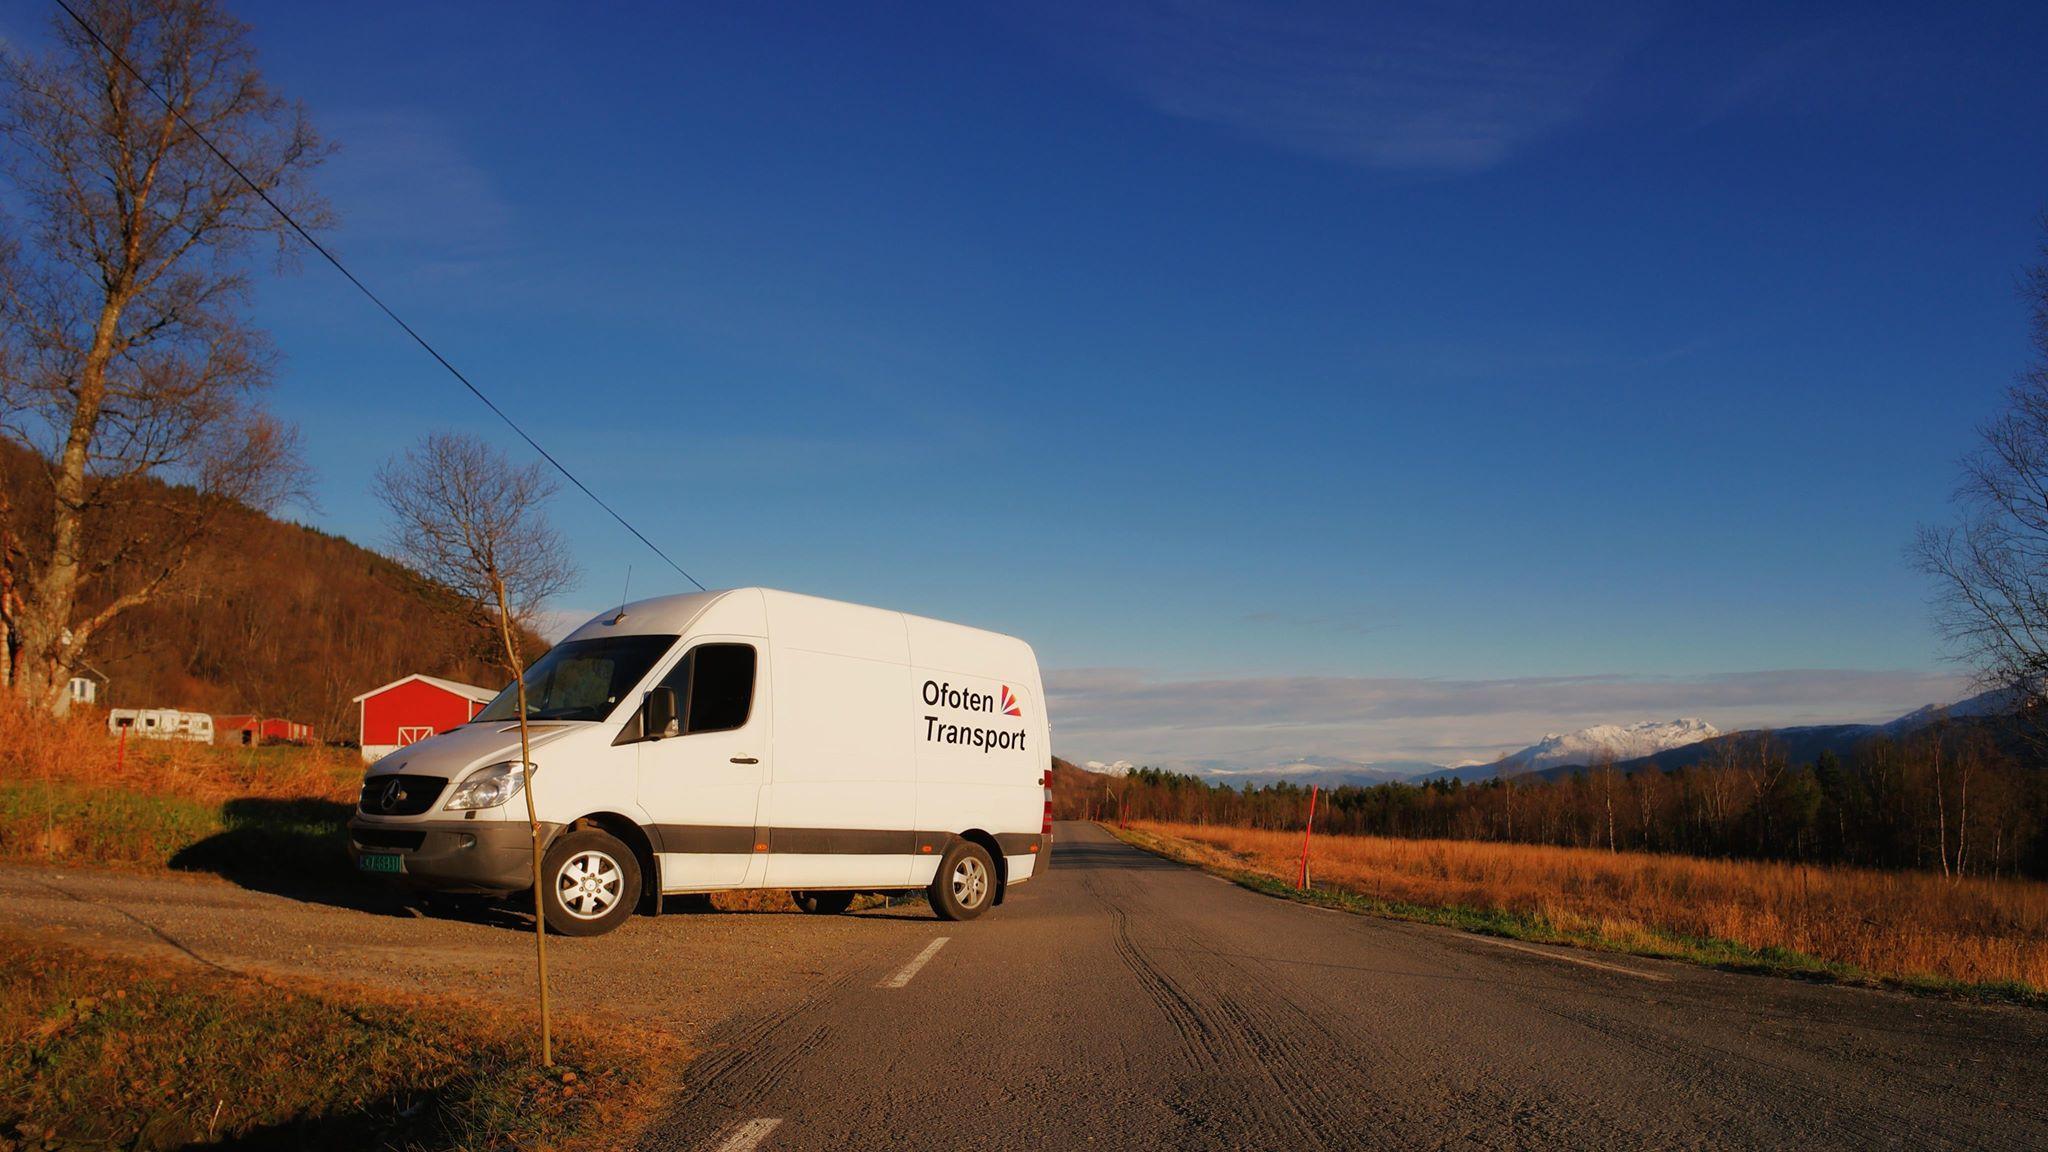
left=650, top=824, right=760, bottom=854
left=769, top=827, right=920, bottom=855
left=648, top=826, right=1043, bottom=857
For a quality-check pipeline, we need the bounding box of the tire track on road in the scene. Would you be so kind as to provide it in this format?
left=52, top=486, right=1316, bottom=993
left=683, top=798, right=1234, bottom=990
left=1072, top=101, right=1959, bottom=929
left=1087, top=868, right=1368, bottom=1149
left=639, top=965, right=869, bottom=1151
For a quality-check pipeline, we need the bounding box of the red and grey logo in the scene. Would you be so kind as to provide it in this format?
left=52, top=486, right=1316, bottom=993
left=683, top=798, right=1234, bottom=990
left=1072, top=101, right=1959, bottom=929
left=999, top=686, right=1022, bottom=717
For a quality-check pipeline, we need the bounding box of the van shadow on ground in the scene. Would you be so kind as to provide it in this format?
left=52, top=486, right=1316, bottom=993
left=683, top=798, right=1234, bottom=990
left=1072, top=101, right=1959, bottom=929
left=166, top=797, right=560, bottom=936
left=167, top=797, right=419, bottom=919
left=165, top=798, right=901, bottom=931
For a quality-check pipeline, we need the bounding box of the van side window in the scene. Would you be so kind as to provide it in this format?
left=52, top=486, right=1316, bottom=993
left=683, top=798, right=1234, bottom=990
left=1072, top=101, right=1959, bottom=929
left=655, top=644, right=757, bottom=735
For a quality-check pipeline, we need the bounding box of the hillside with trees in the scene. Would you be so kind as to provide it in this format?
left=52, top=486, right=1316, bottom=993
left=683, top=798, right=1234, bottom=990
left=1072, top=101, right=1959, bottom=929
left=1, top=439, right=533, bottom=740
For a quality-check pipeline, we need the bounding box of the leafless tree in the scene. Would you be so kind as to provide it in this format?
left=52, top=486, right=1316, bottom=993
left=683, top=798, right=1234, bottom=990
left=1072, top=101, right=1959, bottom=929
left=1914, top=217, right=2048, bottom=735
left=1632, top=765, right=1660, bottom=852
left=373, top=433, right=575, bottom=661
left=1590, top=752, right=1620, bottom=853
left=1734, top=734, right=1788, bottom=855
left=1494, top=752, right=1518, bottom=841
left=0, top=0, right=325, bottom=710
left=375, top=431, right=577, bottom=1066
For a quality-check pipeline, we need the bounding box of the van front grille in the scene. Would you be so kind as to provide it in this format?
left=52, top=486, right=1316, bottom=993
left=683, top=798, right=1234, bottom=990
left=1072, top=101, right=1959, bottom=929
left=357, top=775, right=446, bottom=817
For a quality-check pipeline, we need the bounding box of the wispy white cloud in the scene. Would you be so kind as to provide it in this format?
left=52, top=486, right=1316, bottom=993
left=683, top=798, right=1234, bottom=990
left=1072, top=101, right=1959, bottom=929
left=1023, top=0, right=1653, bottom=171
left=318, top=109, right=517, bottom=282
left=1045, top=665, right=1972, bottom=770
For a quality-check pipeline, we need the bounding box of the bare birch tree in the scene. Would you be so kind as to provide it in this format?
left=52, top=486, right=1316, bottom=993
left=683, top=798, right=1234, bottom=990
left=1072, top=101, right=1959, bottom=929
left=1590, top=752, right=1620, bottom=853
left=0, top=0, right=326, bottom=709
left=374, top=432, right=577, bottom=1065
left=1914, top=217, right=2048, bottom=741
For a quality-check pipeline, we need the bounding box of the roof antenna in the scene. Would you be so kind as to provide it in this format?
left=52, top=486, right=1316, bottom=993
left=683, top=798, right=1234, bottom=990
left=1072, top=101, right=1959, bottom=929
left=611, top=564, right=632, bottom=624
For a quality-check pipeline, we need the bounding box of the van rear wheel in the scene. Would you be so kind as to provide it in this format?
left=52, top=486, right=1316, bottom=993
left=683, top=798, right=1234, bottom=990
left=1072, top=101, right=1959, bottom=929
left=792, top=890, right=855, bottom=915
left=927, top=841, right=996, bottom=921
left=540, top=829, right=640, bottom=936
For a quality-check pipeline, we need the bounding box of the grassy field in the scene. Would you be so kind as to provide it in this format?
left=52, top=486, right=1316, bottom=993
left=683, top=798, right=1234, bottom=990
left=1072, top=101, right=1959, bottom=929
left=0, top=930, right=674, bottom=1150
left=1117, top=820, right=2048, bottom=1002
left=0, top=701, right=360, bottom=878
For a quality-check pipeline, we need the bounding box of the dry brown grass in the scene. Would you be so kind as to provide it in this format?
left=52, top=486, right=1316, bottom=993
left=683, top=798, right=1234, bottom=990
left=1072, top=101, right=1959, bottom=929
left=0, top=699, right=358, bottom=804
left=1131, top=820, right=2048, bottom=994
left=0, top=927, right=679, bottom=1149
left=0, top=700, right=361, bottom=872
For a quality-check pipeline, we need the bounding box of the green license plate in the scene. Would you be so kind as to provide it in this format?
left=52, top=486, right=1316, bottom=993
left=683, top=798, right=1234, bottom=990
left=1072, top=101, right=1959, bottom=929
left=357, top=853, right=405, bottom=874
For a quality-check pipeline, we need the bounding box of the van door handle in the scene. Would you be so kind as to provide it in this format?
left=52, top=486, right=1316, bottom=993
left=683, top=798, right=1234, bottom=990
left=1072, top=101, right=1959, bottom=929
left=730, top=756, right=758, bottom=764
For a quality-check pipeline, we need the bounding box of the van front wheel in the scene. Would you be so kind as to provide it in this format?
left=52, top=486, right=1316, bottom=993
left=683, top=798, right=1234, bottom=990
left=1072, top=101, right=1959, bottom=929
left=540, top=829, right=641, bottom=937
left=927, top=841, right=996, bottom=921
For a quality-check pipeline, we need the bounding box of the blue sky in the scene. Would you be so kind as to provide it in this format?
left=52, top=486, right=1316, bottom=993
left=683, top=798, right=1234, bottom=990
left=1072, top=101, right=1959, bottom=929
left=7, top=0, right=2043, bottom=766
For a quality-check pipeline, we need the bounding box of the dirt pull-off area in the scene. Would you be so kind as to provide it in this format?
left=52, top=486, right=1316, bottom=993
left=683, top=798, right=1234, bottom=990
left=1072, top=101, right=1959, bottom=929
left=0, top=866, right=941, bottom=1039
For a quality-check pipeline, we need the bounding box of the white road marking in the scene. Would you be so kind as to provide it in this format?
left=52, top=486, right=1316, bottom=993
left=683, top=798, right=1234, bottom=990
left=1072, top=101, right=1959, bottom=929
left=708, top=1118, right=782, bottom=1152
left=878, top=936, right=950, bottom=988
left=1470, top=935, right=1671, bottom=982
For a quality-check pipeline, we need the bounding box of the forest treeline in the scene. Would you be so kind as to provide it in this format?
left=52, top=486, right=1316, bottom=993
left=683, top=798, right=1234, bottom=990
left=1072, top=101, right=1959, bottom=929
left=1054, top=722, right=2048, bottom=879
left=1, top=441, right=538, bottom=739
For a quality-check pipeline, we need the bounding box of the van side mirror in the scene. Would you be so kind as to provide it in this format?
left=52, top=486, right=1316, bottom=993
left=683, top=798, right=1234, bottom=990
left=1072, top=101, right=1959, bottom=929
left=645, top=687, right=680, bottom=739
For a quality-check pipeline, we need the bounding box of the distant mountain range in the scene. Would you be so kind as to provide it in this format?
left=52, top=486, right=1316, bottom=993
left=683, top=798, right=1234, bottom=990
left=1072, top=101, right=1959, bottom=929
left=1139, top=688, right=2019, bottom=789
left=1195, top=756, right=1451, bottom=790
left=1420, top=718, right=1722, bottom=783
left=1586, top=686, right=2023, bottom=779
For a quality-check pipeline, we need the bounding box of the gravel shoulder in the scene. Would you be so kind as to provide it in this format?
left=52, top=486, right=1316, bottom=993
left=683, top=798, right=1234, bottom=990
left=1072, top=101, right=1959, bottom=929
left=0, top=864, right=938, bottom=1040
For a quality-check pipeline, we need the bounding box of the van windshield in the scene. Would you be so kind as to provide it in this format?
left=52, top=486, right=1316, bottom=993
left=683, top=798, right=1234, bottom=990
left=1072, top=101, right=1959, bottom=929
left=474, top=635, right=677, bottom=723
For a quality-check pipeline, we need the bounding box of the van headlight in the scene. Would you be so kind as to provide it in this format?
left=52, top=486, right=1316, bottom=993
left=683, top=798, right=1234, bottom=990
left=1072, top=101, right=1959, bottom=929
left=445, top=761, right=527, bottom=810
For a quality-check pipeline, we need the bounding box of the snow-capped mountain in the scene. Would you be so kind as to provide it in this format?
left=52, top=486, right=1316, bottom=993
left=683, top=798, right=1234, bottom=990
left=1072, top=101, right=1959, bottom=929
left=1502, top=718, right=1721, bottom=772
left=1883, top=687, right=2021, bottom=734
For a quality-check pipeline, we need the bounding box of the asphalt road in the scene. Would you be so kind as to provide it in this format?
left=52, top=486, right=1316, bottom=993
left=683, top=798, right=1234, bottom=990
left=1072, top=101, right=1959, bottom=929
left=8, top=823, right=2045, bottom=1150
left=645, top=821, right=2048, bottom=1152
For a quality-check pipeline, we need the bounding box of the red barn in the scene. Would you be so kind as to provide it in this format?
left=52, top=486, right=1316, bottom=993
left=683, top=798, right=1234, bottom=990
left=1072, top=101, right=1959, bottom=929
left=352, top=674, right=499, bottom=763
left=215, top=715, right=316, bottom=746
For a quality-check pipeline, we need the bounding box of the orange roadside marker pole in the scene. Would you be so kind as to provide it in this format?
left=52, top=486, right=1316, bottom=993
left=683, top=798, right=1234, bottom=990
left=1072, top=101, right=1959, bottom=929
left=1296, top=785, right=1320, bottom=889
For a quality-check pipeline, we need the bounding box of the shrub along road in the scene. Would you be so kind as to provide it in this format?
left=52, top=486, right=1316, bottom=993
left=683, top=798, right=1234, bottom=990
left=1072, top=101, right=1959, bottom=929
left=4, top=823, right=2045, bottom=1149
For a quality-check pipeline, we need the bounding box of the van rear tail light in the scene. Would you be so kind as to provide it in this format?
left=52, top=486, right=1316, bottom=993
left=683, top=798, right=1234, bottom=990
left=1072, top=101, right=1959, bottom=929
left=1042, top=799, right=1054, bottom=834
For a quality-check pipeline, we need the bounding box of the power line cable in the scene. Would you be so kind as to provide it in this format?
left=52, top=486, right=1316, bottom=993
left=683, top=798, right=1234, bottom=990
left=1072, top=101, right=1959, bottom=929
left=50, top=0, right=707, bottom=591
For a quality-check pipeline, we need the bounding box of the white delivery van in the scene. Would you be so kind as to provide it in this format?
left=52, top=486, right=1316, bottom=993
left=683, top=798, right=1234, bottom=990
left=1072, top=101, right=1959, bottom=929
left=346, top=588, right=1053, bottom=935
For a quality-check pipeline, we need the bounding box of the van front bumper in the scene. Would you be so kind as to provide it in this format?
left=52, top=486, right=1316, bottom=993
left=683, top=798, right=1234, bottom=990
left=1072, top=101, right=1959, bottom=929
left=347, top=816, right=555, bottom=895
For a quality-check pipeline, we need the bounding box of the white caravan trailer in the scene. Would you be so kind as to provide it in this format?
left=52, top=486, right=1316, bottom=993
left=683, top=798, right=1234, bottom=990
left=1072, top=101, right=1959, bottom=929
left=347, top=588, right=1053, bottom=935
left=107, top=708, right=215, bottom=744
